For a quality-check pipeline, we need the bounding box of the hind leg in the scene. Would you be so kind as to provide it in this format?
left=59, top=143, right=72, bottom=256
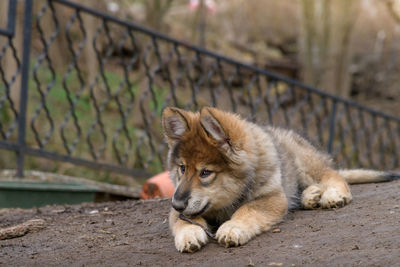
left=319, top=169, right=352, bottom=208
left=301, top=184, right=323, bottom=209
left=302, top=169, right=352, bottom=209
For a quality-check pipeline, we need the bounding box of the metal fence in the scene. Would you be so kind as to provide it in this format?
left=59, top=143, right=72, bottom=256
left=0, top=0, right=399, bottom=180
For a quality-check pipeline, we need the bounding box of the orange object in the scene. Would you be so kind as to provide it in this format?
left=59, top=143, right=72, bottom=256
left=140, top=171, right=175, bottom=199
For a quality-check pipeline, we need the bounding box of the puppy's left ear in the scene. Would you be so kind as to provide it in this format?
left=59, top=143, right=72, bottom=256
left=200, top=107, right=233, bottom=152
left=200, top=108, right=226, bottom=142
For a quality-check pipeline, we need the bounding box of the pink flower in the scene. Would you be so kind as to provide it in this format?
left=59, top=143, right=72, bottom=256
left=189, top=0, right=216, bottom=13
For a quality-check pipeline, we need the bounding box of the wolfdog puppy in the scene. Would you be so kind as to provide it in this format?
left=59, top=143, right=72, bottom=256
left=161, top=107, right=399, bottom=252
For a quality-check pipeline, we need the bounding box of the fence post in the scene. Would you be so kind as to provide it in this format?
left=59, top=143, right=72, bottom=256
left=0, top=0, right=17, bottom=37
left=16, top=0, right=33, bottom=178
left=327, top=100, right=337, bottom=154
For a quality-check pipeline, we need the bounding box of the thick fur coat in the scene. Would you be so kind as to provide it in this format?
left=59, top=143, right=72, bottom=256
left=161, top=107, right=398, bottom=253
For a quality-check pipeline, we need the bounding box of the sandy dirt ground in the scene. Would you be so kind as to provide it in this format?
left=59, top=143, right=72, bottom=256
left=0, top=180, right=399, bottom=267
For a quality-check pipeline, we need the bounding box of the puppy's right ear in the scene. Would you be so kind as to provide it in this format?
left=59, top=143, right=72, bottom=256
left=162, top=107, right=189, bottom=144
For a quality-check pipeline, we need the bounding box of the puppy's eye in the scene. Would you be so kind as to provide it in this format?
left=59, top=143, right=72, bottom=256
left=179, top=164, right=186, bottom=174
left=200, top=169, right=213, bottom=178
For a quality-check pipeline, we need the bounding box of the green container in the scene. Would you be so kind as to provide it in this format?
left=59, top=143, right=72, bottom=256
left=0, top=181, right=100, bottom=209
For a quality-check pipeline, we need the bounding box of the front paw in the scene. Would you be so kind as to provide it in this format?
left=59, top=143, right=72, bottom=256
left=216, top=220, right=254, bottom=247
left=175, top=224, right=208, bottom=253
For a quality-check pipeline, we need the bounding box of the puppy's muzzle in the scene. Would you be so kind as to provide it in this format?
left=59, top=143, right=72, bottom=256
left=172, top=189, right=190, bottom=212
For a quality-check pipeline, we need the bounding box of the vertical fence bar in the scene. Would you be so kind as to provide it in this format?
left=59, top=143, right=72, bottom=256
left=6, top=0, right=17, bottom=36
left=16, top=0, right=34, bottom=177
left=0, top=0, right=17, bottom=37
left=327, top=100, right=338, bottom=154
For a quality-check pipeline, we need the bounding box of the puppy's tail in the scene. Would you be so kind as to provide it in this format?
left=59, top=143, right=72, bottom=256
left=338, top=169, right=400, bottom=184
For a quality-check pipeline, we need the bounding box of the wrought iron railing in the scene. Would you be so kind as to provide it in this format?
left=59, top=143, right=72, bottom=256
left=0, top=0, right=399, bottom=180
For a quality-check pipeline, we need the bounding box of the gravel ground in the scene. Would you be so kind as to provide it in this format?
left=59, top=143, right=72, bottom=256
left=0, top=180, right=399, bottom=267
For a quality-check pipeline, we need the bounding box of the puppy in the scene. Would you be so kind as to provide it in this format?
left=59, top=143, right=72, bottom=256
left=162, top=107, right=399, bottom=252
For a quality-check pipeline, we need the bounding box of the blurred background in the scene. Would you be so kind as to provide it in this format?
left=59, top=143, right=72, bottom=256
left=3, top=0, right=400, bottom=115
left=62, top=0, right=400, bottom=114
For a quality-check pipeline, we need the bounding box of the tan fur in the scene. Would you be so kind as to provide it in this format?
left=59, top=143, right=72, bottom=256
left=169, top=210, right=209, bottom=253
left=161, top=107, right=395, bottom=253
left=338, top=169, right=391, bottom=184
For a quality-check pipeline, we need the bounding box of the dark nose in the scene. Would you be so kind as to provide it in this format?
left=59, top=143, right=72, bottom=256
left=172, top=199, right=187, bottom=212
left=172, top=189, right=190, bottom=212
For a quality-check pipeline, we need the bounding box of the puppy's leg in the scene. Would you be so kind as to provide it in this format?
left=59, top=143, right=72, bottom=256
left=302, top=169, right=352, bottom=209
left=301, top=184, right=323, bottom=209
left=216, top=190, right=288, bottom=247
left=169, top=209, right=209, bottom=253
left=319, top=169, right=352, bottom=208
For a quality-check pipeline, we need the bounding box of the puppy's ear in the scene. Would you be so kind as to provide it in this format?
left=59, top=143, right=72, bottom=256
left=200, top=107, right=236, bottom=154
left=200, top=107, right=227, bottom=142
left=201, top=107, right=247, bottom=164
left=162, top=107, right=189, bottom=144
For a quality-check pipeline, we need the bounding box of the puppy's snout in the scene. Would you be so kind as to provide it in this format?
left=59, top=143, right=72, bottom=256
left=172, top=189, right=190, bottom=212
left=172, top=198, right=187, bottom=212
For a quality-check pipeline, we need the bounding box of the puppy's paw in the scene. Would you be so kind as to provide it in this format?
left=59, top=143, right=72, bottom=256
left=320, top=187, right=352, bottom=209
left=175, top=224, right=208, bottom=253
left=216, top=220, right=254, bottom=248
left=301, top=185, right=323, bottom=209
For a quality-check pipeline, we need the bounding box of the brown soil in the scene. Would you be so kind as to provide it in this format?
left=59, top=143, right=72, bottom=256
left=1, top=181, right=399, bottom=267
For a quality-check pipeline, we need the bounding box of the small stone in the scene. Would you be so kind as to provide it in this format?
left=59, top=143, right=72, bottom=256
left=247, top=258, right=255, bottom=266
left=268, top=262, right=283, bottom=266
